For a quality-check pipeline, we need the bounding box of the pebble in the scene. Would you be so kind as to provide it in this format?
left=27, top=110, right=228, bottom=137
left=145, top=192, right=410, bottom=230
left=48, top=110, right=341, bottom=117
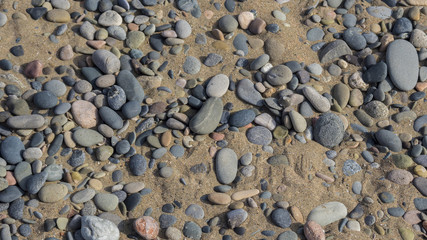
left=73, top=128, right=104, bottom=147
left=266, top=65, right=293, bottom=86
left=215, top=148, right=238, bottom=184
left=246, top=126, right=272, bottom=145
left=227, top=209, right=248, bottom=228
left=185, top=204, right=204, bottom=219
left=387, top=169, right=413, bottom=185
left=307, top=28, right=325, bottom=41
left=307, top=202, right=347, bottom=226
left=189, top=97, right=223, bottom=134
left=386, top=40, right=418, bottom=91
left=313, top=113, right=344, bottom=148
left=271, top=208, right=292, bottom=228
left=38, top=184, right=68, bottom=203
left=94, top=193, right=119, bottom=211
left=319, top=40, right=352, bottom=63
left=81, top=216, right=120, bottom=240
left=218, top=15, right=238, bottom=33
left=0, top=13, right=7, bottom=27
left=375, top=129, right=402, bottom=152
left=206, top=74, right=229, bottom=97
left=92, top=49, right=121, bottom=74
left=183, top=56, right=201, bottom=75
left=183, top=221, right=202, bottom=240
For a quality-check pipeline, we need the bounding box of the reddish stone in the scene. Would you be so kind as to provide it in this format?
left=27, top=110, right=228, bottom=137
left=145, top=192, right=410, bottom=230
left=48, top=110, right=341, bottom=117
left=415, top=82, right=427, bottom=91
left=128, top=23, right=139, bottom=31
left=149, top=102, right=167, bottom=114
left=403, top=210, right=422, bottom=224
left=87, top=40, right=106, bottom=49
left=6, top=171, right=16, bottom=185
left=24, top=60, right=43, bottom=78
left=304, top=220, right=326, bottom=240
left=71, top=100, right=99, bottom=128
left=210, top=132, right=225, bottom=141
left=134, top=216, right=159, bottom=240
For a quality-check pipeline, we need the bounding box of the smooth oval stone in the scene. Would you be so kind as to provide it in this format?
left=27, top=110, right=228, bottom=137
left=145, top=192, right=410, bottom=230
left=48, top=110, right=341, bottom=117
left=227, top=209, right=248, bottom=228
left=183, top=56, right=201, bottom=75
left=189, top=97, right=223, bottom=135
left=44, top=79, right=67, bottom=97
left=116, top=70, right=145, bottom=103
left=246, top=126, right=272, bottom=145
left=46, top=9, right=71, bottom=23
left=33, top=91, right=58, bottom=109
left=92, top=49, right=120, bottom=74
left=1, top=136, right=24, bottom=164
left=331, top=83, right=350, bottom=109
left=363, top=61, right=387, bottom=84
left=99, top=106, right=123, bottom=130
left=307, top=202, right=348, bottom=226
left=185, top=204, right=204, bottom=219
left=271, top=208, right=292, bottom=228
left=414, top=198, right=427, bottom=211
left=414, top=115, right=427, bottom=132
left=206, top=74, right=229, bottom=98
left=289, top=110, right=307, bottom=133
left=0, top=186, right=23, bottom=203
left=73, top=129, right=104, bottom=147
left=343, top=27, right=366, bottom=50
left=387, top=169, right=413, bottom=185
left=386, top=40, right=418, bottom=91
left=218, top=15, right=238, bottom=33
left=313, top=113, right=344, bottom=148
left=71, top=188, right=96, bottom=204
left=215, top=148, right=238, bottom=184
left=94, top=193, right=119, bottom=211
left=303, top=87, right=330, bottom=113
left=266, top=65, right=293, bottom=86
left=375, top=129, right=402, bottom=152
left=229, top=109, right=256, bottom=127
left=54, top=102, right=71, bottom=115
left=236, top=79, right=263, bottom=106
left=250, top=54, right=270, bottom=70
left=72, top=100, right=99, bottom=128
left=121, top=101, right=141, bottom=119
left=6, top=114, right=44, bottom=129
left=129, top=154, right=147, bottom=176
left=388, top=207, right=405, bottom=217
left=38, top=184, right=68, bottom=203
left=175, top=20, right=192, bottom=38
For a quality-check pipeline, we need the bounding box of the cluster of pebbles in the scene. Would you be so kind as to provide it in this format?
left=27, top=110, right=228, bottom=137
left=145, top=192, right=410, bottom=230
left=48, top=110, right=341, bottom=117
left=0, top=0, right=426, bottom=239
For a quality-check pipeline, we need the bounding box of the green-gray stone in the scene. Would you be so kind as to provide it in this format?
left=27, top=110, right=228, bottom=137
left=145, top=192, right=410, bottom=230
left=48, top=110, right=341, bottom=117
left=392, top=154, right=414, bottom=169
left=126, top=31, right=145, bottom=49
left=331, top=83, right=349, bottom=109
left=95, top=146, right=114, bottom=161
left=354, top=109, right=373, bottom=127
left=189, top=97, right=223, bottom=135
left=73, top=129, right=104, bottom=147
left=94, top=193, right=119, bottom=212
left=267, top=155, right=289, bottom=166
left=399, top=227, right=414, bottom=240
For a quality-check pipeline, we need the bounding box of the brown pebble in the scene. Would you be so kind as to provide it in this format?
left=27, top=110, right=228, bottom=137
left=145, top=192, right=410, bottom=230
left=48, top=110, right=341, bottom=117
left=304, top=220, right=325, bottom=240
left=128, top=23, right=139, bottom=31
left=231, top=189, right=259, bottom=201
left=204, top=10, right=214, bottom=19
left=88, top=179, right=103, bottom=190
left=212, top=29, right=225, bottom=41
left=290, top=206, right=304, bottom=222
left=160, top=131, right=172, bottom=147
left=416, top=82, right=427, bottom=91
left=208, top=193, right=231, bottom=205
left=248, top=18, right=266, bottom=34
left=315, top=172, right=334, bottom=183
left=210, top=132, right=224, bottom=141
left=24, top=60, right=43, bottom=78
